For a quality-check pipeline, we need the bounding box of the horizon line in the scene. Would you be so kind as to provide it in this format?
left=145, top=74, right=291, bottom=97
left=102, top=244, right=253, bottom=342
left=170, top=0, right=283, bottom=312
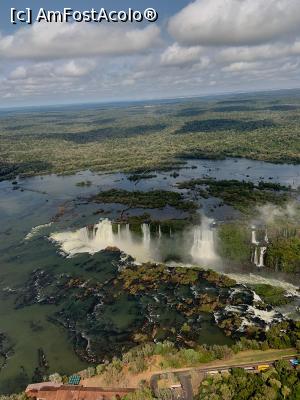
left=1, top=86, right=300, bottom=112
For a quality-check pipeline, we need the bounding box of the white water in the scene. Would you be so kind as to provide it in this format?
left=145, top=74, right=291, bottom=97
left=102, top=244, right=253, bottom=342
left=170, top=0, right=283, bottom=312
left=264, top=230, right=269, bottom=243
left=253, top=247, right=258, bottom=266
left=158, top=225, right=162, bottom=239
left=50, top=219, right=153, bottom=263
left=51, top=217, right=220, bottom=265
left=251, top=228, right=269, bottom=267
left=252, top=290, right=262, bottom=303
left=221, top=305, right=279, bottom=326
left=142, top=223, right=151, bottom=250
left=25, top=222, right=53, bottom=240
left=251, top=228, right=259, bottom=245
left=258, top=246, right=267, bottom=267
left=190, top=217, right=219, bottom=263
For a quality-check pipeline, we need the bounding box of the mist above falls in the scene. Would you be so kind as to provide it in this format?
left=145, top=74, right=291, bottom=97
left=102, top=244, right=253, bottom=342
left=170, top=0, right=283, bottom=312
left=50, top=216, right=220, bottom=265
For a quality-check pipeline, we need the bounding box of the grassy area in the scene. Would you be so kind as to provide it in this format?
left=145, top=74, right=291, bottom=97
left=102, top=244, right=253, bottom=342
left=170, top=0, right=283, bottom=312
left=208, top=348, right=297, bottom=366
left=1, top=91, right=300, bottom=181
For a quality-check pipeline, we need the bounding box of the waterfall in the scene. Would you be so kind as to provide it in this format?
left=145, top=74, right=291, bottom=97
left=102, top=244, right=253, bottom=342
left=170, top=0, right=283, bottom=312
left=142, top=223, right=151, bottom=249
left=190, top=217, right=218, bottom=263
left=251, top=226, right=268, bottom=267
left=253, top=247, right=259, bottom=266
left=86, top=224, right=97, bottom=241
left=264, top=229, right=269, bottom=243
left=51, top=217, right=221, bottom=265
left=124, top=224, right=132, bottom=243
left=51, top=219, right=156, bottom=263
left=94, top=218, right=114, bottom=245
left=251, top=228, right=259, bottom=245
left=258, top=247, right=267, bottom=268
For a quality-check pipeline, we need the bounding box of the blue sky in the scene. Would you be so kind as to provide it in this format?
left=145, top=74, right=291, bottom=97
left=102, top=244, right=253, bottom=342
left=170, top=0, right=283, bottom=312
left=1, top=0, right=300, bottom=107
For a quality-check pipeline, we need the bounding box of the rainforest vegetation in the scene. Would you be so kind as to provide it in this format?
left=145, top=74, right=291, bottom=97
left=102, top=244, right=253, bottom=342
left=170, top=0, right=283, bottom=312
left=265, top=237, right=300, bottom=273
left=177, top=178, right=293, bottom=213
left=1, top=90, right=300, bottom=181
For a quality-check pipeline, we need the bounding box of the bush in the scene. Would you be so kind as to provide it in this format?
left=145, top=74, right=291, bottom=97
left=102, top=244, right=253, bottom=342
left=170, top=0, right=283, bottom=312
left=49, top=373, right=63, bottom=383
left=96, top=364, right=106, bottom=375
left=154, top=341, right=176, bottom=356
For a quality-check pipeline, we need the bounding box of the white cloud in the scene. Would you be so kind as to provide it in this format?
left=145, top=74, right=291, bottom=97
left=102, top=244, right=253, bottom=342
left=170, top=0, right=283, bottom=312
left=168, top=0, right=300, bottom=46
left=222, top=61, right=261, bottom=73
left=0, top=22, right=161, bottom=60
left=160, top=43, right=203, bottom=66
left=8, top=60, right=96, bottom=82
left=9, top=66, right=27, bottom=80
left=55, top=60, right=96, bottom=77
left=220, top=41, right=300, bottom=63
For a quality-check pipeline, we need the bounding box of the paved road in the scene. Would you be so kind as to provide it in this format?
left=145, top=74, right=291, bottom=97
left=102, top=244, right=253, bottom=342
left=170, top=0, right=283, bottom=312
left=150, top=354, right=299, bottom=400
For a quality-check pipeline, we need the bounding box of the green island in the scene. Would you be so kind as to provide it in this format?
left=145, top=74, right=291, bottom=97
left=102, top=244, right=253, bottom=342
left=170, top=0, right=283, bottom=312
left=91, top=189, right=198, bottom=212
left=176, top=179, right=294, bottom=214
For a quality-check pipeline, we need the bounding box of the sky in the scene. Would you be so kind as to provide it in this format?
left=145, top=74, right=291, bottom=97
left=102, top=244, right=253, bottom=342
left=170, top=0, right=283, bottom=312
left=1, top=0, right=300, bottom=107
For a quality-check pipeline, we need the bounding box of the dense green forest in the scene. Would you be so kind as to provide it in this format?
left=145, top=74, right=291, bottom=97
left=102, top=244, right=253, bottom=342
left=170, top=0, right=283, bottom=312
left=1, top=90, right=300, bottom=181
left=195, top=361, right=300, bottom=400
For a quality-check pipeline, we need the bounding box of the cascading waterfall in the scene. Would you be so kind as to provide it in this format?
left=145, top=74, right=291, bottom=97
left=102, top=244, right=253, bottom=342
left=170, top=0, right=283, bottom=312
left=258, top=247, right=267, bottom=267
left=251, top=227, right=268, bottom=268
left=158, top=225, right=162, bottom=239
left=86, top=224, right=97, bottom=241
left=124, top=224, right=132, bottom=243
left=190, top=217, right=218, bottom=262
left=98, top=218, right=114, bottom=243
left=51, top=217, right=221, bottom=265
left=251, top=227, right=259, bottom=245
left=51, top=219, right=153, bottom=263
left=264, top=230, right=269, bottom=243
left=142, top=223, right=151, bottom=249
left=253, top=247, right=259, bottom=266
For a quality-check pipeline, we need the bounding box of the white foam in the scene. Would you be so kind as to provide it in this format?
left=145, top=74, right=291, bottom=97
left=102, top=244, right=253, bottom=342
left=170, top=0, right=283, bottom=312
left=25, top=222, right=53, bottom=240
left=190, top=216, right=219, bottom=263
left=50, top=219, right=154, bottom=263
